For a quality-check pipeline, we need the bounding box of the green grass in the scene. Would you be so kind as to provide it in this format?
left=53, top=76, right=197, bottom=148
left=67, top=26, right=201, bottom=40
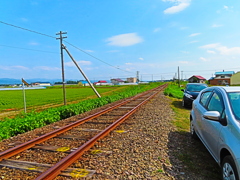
left=163, top=82, right=185, bottom=99
left=0, top=86, right=122, bottom=112
left=164, top=83, right=221, bottom=179
left=0, top=83, right=164, bottom=140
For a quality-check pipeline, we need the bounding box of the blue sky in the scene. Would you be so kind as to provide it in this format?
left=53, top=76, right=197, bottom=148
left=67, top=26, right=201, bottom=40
left=1, top=0, right=240, bottom=81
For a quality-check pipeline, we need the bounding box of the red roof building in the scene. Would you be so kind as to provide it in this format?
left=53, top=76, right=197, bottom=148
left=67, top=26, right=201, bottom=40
left=188, top=75, right=206, bottom=83
left=93, top=80, right=107, bottom=85
left=110, top=78, right=125, bottom=85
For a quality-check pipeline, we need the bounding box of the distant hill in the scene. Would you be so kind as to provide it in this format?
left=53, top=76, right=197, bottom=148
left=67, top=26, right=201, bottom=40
left=0, top=78, right=109, bottom=85
left=0, top=78, right=63, bottom=85
left=0, top=78, right=22, bottom=85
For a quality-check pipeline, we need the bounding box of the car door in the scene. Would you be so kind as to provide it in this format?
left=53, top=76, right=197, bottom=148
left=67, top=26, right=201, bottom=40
left=200, top=90, right=225, bottom=160
left=193, top=90, right=213, bottom=138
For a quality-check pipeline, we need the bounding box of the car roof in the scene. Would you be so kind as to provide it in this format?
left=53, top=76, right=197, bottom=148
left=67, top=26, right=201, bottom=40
left=205, top=86, right=240, bottom=92
left=208, top=86, right=240, bottom=93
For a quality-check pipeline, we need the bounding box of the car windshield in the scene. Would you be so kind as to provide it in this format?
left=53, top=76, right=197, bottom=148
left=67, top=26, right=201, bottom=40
left=228, top=92, right=240, bottom=120
left=186, top=84, right=207, bottom=92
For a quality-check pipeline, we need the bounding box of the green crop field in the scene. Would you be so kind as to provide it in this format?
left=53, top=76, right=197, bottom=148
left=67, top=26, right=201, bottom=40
left=0, top=86, right=123, bottom=112
left=0, top=83, right=164, bottom=140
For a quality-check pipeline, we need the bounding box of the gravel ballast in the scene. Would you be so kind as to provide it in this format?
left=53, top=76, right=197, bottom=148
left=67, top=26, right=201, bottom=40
left=0, top=91, right=219, bottom=179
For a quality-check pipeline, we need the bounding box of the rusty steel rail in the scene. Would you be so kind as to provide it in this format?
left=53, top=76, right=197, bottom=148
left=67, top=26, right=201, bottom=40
left=0, top=85, right=166, bottom=161
left=0, top=84, right=168, bottom=179
left=35, top=84, right=167, bottom=180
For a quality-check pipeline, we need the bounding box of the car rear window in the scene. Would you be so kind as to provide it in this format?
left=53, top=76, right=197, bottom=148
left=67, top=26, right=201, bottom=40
left=186, top=84, right=207, bottom=92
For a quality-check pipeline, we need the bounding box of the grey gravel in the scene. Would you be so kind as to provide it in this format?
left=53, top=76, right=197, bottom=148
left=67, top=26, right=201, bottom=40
left=0, top=91, right=214, bottom=180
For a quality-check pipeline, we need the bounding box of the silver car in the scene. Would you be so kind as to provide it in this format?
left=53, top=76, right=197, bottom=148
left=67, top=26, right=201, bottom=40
left=190, top=86, right=240, bottom=180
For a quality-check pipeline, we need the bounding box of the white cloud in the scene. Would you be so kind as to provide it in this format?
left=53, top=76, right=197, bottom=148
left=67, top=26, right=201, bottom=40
left=200, top=43, right=240, bottom=55
left=106, top=33, right=143, bottom=47
left=163, top=0, right=191, bottom=14
left=20, top=18, right=28, bottom=22
left=125, top=63, right=133, bottom=65
left=84, top=50, right=94, bottom=53
left=139, top=57, right=144, bottom=61
left=212, top=24, right=223, bottom=28
left=153, top=28, right=161, bottom=32
left=180, top=51, right=189, bottom=54
left=200, top=43, right=220, bottom=49
left=0, top=66, right=10, bottom=70
left=207, top=50, right=216, bottom=54
left=180, top=26, right=189, bottom=30
left=34, top=66, right=60, bottom=71
left=217, top=5, right=233, bottom=13
left=13, top=65, right=29, bottom=70
left=189, top=41, right=198, bottom=44
left=223, top=5, right=229, bottom=10
left=107, top=50, right=120, bottom=53
left=0, top=65, right=29, bottom=70
left=189, top=33, right=201, bottom=37
left=200, top=57, right=208, bottom=62
left=65, top=61, right=92, bottom=67
left=179, top=61, right=189, bottom=64
left=216, top=46, right=240, bottom=55
left=29, top=42, right=39, bottom=46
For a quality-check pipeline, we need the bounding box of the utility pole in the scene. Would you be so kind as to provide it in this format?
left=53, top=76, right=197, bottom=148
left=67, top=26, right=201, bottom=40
left=136, top=71, right=139, bottom=83
left=62, top=44, right=101, bottom=98
left=56, top=31, right=67, bottom=105
left=178, top=66, right=180, bottom=87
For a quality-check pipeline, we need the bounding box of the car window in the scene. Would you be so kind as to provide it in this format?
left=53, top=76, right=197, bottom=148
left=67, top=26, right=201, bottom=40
left=207, top=92, right=224, bottom=114
left=186, top=84, right=207, bottom=92
left=228, top=92, right=240, bottom=120
left=200, top=91, right=212, bottom=107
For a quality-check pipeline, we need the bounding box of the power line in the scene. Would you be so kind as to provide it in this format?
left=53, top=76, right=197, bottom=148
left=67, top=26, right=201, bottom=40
left=143, top=72, right=176, bottom=75
left=183, top=67, right=240, bottom=73
left=64, top=40, right=135, bottom=75
left=0, top=20, right=135, bottom=75
left=0, top=21, right=56, bottom=39
left=0, top=45, right=59, bottom=54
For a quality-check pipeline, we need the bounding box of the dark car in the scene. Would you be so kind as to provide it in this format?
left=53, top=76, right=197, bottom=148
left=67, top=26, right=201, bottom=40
left=181, top=83, right=208, bottom=107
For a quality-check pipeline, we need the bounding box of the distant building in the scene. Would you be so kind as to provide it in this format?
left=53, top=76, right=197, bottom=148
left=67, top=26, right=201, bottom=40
left=93, top=80, right=112, bottom=86
left=111, top=78, right=124, bottom=85
left=83, top=83, right=93, bottom=86
left=32, top=82, right=51, bottom=86
left=230, top=71, right=240, bottom=85
left=188, top=75, right=206, bottom=83
left=209, top=71, right=235, bottom=85
left=127, top=77, right=137, bottom=83
left=94, top=80, right=107, bottom=85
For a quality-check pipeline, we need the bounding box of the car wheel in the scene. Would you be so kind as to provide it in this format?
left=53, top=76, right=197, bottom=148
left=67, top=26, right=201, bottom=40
left=190, top=120, right=198, bottom=139
left=221, top=155, right=239, bottom=180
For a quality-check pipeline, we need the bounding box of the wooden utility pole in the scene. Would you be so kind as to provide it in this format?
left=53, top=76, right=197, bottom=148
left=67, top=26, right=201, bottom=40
left=136, top=71, right=139, bottom=83
left=62, top=44, right=101, bottom=98
left=178, top=66, right=180, bottom=87
left=56, top=31, right=67, bottom=105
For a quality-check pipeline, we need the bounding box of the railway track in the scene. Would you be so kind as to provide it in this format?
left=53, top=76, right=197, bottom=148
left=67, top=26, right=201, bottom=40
left=0, top=84, right=167, bottom=179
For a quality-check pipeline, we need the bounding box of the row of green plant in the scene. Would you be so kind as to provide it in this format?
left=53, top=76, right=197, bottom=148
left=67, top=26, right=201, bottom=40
left=0, top=83, right=163, bottom=141
left=0, top=86, right=119, bottom=111
left=163, top=82, right=186, bottom=99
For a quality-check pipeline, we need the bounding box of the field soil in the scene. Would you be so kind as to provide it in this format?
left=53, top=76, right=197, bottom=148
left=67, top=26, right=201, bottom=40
left=0, top=91, right=221, bottom=179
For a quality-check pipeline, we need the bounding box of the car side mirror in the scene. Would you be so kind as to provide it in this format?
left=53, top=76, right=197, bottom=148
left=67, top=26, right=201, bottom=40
left=203, top=111, right=220, bottom=121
